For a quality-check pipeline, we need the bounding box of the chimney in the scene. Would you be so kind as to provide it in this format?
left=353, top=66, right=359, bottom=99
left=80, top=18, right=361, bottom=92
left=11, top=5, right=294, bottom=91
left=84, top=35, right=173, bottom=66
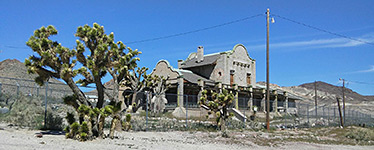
left=177, top=60, right=183, bottom=69
left=197, top=46, right=204, bottom=63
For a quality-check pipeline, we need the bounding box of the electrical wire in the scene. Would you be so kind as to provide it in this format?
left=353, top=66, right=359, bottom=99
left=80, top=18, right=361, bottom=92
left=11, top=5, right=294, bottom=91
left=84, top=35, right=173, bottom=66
left=1, top=14, right=263, bottom=48
left=126, top=14, right=264, bottom=44
left=346, top=80, right=374, bottom=86
left=271, top=13, right=374, bottom=46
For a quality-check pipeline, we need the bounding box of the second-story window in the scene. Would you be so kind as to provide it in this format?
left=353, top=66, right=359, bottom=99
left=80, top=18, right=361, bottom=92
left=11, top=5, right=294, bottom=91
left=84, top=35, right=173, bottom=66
left=247, top=73, right=251, bottom=85
left=230, top=70, right=235, bottom=87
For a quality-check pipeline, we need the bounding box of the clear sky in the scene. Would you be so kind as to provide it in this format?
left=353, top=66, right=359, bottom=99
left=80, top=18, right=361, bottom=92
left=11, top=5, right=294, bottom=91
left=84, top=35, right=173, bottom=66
left=0, top=0, right=373, bottom=95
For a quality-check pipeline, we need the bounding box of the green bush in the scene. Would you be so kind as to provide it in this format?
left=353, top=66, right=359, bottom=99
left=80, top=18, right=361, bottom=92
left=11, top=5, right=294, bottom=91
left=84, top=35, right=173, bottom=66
left=80, top=132, right=88, bottom=141
left=3, top=95, right=44, bottom=128
left=44, top=112, right=63, bottom=130
left=79, top=121, right=89, bottom=134
left=346, top=127, right=374, bottom=142
left=65, top=112, right=76, bottom=125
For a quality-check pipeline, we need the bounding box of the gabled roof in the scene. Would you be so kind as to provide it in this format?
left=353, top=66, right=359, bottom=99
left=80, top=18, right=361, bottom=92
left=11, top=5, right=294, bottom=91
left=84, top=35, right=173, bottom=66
left=177, top=69, right=214, bottom=84
left=180, top=53, right=220, bottom=69
left=151, top=60, right=214, bottom=85
left=180, top=44, right=255, bottom=69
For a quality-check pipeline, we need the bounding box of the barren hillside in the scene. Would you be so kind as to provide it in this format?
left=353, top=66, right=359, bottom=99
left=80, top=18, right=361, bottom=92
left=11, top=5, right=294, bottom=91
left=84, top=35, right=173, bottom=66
left=257, top=81, right=374, bottom=115
left=0, top=59, right=71, bottom=97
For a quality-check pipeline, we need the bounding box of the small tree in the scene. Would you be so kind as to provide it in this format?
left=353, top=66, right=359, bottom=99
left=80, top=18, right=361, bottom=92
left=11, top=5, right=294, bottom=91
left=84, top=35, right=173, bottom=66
left=147, top=75, right=169, bottom=114
left=200, top=89, right=234, bottom=137
left=25, top=23, right=138, bottom=140
left=122, top=67, right=149, bottom=112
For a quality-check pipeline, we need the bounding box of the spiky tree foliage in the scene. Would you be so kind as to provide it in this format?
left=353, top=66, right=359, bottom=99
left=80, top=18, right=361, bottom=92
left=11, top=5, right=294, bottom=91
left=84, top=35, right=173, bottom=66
left=64, top=102, right=123, bottom=140
left=104, top=39, right=140, bottom=106
left=25, top=25, right=89, bottom=108
left=200, top=89, right=234, bottom=135
left=122, top=114, right=132, bottom=131
left=25, top=23, right=141, bottom=140
left=74, top=23, right=140, bottom=109
left=123, top=67, right=149, bottom=112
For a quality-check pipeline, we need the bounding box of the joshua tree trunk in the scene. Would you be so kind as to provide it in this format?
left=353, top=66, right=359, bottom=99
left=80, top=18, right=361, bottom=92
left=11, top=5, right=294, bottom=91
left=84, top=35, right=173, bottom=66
left=109, top=115, right=120, bottom=139
left=221, top=107, right=228, bottom=137
left=64, top=77, right=90, bottom=107
left=84, top=115, right=93, bottom=138
left=95, top=77, right=105, bottom=109
left=98, top=115, right=105, bottom=138
left=130, top=91, right=138, bottom=112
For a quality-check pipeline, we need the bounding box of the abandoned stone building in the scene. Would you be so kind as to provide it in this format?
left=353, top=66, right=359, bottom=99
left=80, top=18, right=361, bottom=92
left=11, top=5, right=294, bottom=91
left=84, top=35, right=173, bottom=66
left=150, top=44, right=301, bottom=115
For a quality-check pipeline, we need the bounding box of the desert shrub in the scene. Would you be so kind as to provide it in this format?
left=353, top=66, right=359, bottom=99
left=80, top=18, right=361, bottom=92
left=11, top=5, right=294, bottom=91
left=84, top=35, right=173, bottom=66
left=345, top=127, right=374, bottom=142
left=4, top=95, right=44, bottom=128
left=43, top=112, right=63, bottom=130
left=122, top=114, right=132, bottom=131
left=80, top=132, right=88, bottom=141
left=65, top=112, right=76, bottom=125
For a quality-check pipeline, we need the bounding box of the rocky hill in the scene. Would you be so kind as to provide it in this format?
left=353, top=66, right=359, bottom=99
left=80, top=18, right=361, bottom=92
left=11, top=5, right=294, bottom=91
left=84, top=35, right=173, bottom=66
left=0, top=59, right=71, bottom=98
left=259, top=81, right=374, bottom=115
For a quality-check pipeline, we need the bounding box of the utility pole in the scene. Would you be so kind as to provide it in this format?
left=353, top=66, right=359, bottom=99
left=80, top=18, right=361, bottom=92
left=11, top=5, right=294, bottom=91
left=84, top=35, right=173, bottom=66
left=336, top=97, right=344, bottom=127
left=44, top=81, right=49, bottom=129
left=339, top=78, right=345, bottom=126
left=266, top=8, right=270, bottom=131
left=314, top=81, right=317, bottom=117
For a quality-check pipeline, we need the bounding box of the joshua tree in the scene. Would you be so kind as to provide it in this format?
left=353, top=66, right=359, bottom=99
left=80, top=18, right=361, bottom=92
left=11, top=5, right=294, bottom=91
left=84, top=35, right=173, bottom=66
left=25, top=23, right=139, bottom=140
left=200, top=89, right=234, bottom=137
left=148, top=75, right=169, bottom=114
left=122, top=67, right=149, bottom=112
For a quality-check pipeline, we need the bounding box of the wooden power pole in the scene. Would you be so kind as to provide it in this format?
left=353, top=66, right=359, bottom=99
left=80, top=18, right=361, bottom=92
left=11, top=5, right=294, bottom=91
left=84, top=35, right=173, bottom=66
left=266, top=8, right=270, bottom=131
left=339, top=78, right=345, bottom=126
left=336, top=97, right=344, bottom=127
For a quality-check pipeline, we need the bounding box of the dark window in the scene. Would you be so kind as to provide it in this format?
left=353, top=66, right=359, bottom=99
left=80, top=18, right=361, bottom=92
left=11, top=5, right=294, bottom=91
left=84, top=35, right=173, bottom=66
left=247, top=73, right=251, bottom=85
left=230, top=70, right=234, bottom=87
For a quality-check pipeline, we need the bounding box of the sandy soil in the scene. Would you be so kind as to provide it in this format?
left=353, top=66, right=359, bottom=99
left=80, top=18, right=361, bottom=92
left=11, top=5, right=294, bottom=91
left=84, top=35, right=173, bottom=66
left=1, top=124, right=373, bottom=150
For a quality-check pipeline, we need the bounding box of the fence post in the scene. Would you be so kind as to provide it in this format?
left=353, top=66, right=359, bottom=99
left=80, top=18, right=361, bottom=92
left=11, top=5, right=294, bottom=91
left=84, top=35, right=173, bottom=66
left=334, top=107, right=336, bottom=119
left=37, top=86, right=39, bottom=97
left=243, top=98, right=246, bottom=127
left=186, top=95, right=188, bottom=129
left=327, top=106, right=330, bottom=125
left=0, top=82, right=2, bottom=96
left=146, top=91, right=148, bottom=132
left=347, top=109, right=350, bottom=119
left=16, top=82, right=20, bottom=97
left=44, top=81, right=48, bottom=129
left=307, top=104, right=310, bottom=125
left=284, top=112, right=287, bottom=129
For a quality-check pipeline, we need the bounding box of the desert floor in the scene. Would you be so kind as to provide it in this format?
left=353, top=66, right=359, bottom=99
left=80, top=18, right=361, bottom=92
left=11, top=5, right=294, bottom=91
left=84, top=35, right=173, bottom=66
left=1, top=124, right=373, bottom=150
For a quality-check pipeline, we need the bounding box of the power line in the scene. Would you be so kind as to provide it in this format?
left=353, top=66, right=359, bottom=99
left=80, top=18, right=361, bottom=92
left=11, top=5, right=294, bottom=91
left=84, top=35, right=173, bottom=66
left=347, top=80, right=374, bottom=86
left=1, top=45, right=29, bottom=49
left=271, top=14, right=374, bottom=46
left=0, top=14, right=263, bottom=48
left=126, top=14, right=263, bottom=44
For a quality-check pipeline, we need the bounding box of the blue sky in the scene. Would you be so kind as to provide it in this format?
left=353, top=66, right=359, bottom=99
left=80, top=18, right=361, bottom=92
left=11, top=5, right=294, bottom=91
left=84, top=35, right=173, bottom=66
left=0, top=0, right=373, bottom=95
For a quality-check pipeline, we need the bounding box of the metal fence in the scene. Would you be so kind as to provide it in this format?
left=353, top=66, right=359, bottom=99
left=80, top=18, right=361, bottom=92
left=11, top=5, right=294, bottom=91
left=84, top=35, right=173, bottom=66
left=0, top=76, right=73, bottom=99
left=1, top=76, right=373, bottom=131
left=297, top=103, right=373, bottom=127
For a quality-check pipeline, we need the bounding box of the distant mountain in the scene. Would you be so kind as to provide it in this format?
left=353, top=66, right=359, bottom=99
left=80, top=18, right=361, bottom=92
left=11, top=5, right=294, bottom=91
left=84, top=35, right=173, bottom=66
left=0, top=59, right=71, bottom=98
left=278, top=81, right=374, bottom=115
left=299, top=81, right=371, bottom=103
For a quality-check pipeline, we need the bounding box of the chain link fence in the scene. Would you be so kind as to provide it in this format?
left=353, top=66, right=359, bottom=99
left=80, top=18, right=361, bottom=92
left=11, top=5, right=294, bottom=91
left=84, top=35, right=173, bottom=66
left=1, top=76, right=373, bottom=131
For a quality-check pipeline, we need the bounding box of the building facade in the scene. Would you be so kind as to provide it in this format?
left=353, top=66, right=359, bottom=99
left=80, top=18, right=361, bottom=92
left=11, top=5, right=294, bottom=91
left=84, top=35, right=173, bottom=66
left=150, top=44, right=300, bottom=114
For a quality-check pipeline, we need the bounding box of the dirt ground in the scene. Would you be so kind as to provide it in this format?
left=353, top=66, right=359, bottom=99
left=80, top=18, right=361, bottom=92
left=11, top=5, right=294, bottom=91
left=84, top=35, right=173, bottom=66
left=1, top=123, right=373, bottom=150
